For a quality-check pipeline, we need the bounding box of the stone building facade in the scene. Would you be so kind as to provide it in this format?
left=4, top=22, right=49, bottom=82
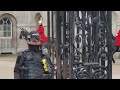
left=0, top=11, right=48, bottom=54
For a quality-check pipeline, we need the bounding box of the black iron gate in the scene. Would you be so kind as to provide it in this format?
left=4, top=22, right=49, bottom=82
left=47, top=11, right=112, bottom=79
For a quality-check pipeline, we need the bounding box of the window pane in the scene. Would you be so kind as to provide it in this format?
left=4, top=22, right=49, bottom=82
left=0, top=31, right=3, bottom=37
left=8, top=32, right=11, bottom=37
left=0, top=19, right=3, bottom=25
left=7, top=19, right=11, bottom=25
left=4, top=32, right=7, bottom=37
left=3, top=18, right=7, bottom=21
left=6, top=26, right=8, bottom=31
left=0, top=25, right=3, bottom=31
left=3, top=18, right=7, bottom=25
left=4, top=26, right=7, bottom=31
left=8, top=26, right=11, bottom=31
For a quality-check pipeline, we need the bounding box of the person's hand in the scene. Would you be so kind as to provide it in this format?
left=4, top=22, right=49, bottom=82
left=39, top=17, right=43, bottom=25
left=39, top=20, right=42, bottom=25
left=115, top=33, right=118, bottom=37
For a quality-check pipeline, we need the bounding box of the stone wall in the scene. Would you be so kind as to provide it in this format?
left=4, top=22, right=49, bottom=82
left=0, top=11, right=47, bottom=53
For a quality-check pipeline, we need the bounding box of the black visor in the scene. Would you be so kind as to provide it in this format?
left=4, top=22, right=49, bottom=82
left=31, top=33, right=40, bottom=42
left=27, top=31, right=41, bottom=42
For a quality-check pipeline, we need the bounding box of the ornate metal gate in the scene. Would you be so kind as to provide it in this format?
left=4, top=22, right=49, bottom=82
left=47, top=11, right=112, bottom=79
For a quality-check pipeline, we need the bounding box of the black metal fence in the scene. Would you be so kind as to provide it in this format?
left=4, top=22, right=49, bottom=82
left=47, top=11, right=112, bottom=79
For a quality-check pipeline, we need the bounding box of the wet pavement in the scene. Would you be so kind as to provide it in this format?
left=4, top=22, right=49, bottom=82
left=0, top=55, right=16, bottom=79
left=112, top=59, right=120, bottom=79
left=0, top=55, right=120, bottom=79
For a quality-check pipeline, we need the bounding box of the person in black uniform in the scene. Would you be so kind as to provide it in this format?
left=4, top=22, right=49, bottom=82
left=14, top=31, right=54, bottom=79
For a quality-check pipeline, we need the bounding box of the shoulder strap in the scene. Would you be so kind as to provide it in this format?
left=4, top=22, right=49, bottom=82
left=15, top=51, right=26, bottom=70
left=23, top=50, right=33, bottom=61
left=37, top=45, right=46, bottom=58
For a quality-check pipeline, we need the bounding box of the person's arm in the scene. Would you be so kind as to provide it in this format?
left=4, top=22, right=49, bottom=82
left=14, top=53, right=24, bottom=79
left=37, top=24, right=44, bottom=34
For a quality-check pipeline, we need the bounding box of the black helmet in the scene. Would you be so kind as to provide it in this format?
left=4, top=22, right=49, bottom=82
left=27, top=31, right=41, bottom=42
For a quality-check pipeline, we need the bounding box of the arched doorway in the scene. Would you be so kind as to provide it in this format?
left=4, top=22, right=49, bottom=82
left=0, top=13, right=17, bottom=54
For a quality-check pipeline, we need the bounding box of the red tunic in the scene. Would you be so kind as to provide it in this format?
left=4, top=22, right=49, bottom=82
left=37, top=24, right=48, bottom=43
left=115, top=30, right=120, bottom=46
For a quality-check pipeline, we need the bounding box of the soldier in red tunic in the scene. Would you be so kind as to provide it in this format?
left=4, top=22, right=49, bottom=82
left=37, top=15, right=48, bottom=47
left=115, top=29, right=120, bottom=51
left=36, top=15, right=49, bottom=55
left=112, top=30, right=120, bottom=64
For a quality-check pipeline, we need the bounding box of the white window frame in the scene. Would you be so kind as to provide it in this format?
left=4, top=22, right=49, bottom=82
left=0, top=18, right=12, bottom=39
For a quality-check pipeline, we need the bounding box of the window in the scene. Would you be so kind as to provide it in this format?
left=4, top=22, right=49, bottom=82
left=0, top=18, right=12, bottom=38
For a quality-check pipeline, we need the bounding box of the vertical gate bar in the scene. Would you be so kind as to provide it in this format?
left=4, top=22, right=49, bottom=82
left=51, top=11, right=55, bottom=64
left=94, top=11, right=100, bottom=63
left=89, top=11, right=93, bottom=63
left=86, top=11, right=91, bottom=63
left=81, top=11, right=86, bottom=63
left=76, top=11, right=80, bottom=49
left=51, top=11, right=55, bottom=79
left=106, top=11, right=112, bottom=79
left=100, top=11, right=105, bottom=66
left=62, top=11, right=68, bottom=79
left=87, top=11, right=93, bottom=78
left=66, top=11, right=71, bottom=78
left=69, top=11, right=75, bottom=79
left=91, top=11, right=96, bottom=62
left=56, top=11, right=62, bottom=79
left=76, top=11, right=80, bottom=65
left=47, top=11, right=51, bottom=56
left=90, top=11, right=95, bottom=62
left=54, top=11, right=57, bottom=79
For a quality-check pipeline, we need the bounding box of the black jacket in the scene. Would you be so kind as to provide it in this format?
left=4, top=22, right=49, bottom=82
left=14, top=49, right=54, bottom=79
left=14, top=53, right=24, bottom=79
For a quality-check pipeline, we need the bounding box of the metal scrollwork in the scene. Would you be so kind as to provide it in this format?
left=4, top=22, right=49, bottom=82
left=75, top=34, right=82, bottom=44
left=97, top=51, right=108, bottom=62
left=92, top=65, right=108, bottom=79
left=73, top=51, right=82, bottom=63
left=48, top=11, right=112, bottom=79
left=73, top=66, right=90, bottom=79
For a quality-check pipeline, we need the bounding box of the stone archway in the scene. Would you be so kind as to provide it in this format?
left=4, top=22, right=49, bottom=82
left=0, top=13, right=17, bottom=54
